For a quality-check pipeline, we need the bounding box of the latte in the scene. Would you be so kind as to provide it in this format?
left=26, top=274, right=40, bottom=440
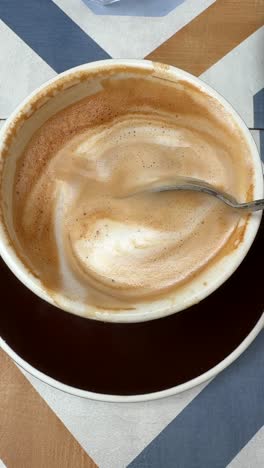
left=10, top=68, right=254, bottom=310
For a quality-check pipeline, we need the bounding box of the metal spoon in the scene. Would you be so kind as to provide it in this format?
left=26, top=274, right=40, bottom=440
left=126, top=177, right=264, bottom=213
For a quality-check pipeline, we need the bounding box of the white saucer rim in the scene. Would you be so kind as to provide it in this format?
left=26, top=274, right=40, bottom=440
left=1, top=311, right=263, bottom=403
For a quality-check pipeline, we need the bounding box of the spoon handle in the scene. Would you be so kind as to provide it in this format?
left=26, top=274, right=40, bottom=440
left=237, top=198, right=264, bottom=212
left=151, top=183, right=264, bottom=213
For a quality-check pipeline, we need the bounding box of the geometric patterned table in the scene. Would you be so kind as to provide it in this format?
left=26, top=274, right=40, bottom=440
left=0, top=1, right=263, bottom=467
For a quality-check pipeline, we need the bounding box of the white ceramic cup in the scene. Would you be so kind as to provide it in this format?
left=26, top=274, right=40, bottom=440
left=0, top=59, right=263, bottom=323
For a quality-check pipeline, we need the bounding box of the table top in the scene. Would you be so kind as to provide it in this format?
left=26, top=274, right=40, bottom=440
left=0, top=1, right=263, bottom=467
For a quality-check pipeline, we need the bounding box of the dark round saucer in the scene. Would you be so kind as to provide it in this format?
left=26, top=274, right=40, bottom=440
left=1, top=219, right=263, bottom=398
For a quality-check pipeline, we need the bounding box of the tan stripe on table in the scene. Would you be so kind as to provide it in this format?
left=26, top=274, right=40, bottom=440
left=0, top=350, right=97, bottom=468
left=147, top=0, right=264, bottom=76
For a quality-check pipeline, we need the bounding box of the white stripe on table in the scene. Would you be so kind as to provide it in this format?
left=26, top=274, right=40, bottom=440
left=201, top=26, right=264, bottom=128
left=0, top=19, right=55, bottom=118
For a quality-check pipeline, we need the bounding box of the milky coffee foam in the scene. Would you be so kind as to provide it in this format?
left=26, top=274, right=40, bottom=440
left=12, top=72, right=254, bottom=310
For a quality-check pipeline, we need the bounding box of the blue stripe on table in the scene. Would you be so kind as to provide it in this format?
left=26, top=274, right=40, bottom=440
left=83, top=0, right=186, bottom=17
left=254, top=89, right=264, bottom=129
left=129, top=330, right=264, bottom=468
left=0, top=0, right=110, bottom=74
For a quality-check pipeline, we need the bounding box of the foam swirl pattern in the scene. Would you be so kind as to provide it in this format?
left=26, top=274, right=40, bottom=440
left=12, top=75, right=254, bottom=310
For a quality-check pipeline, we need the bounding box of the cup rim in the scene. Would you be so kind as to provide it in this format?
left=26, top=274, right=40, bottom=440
left=0, top=58, right=263, bottom=323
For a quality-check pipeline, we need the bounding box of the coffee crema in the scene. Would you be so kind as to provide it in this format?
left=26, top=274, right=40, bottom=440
left=12, top=72, right=254, bottom=310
